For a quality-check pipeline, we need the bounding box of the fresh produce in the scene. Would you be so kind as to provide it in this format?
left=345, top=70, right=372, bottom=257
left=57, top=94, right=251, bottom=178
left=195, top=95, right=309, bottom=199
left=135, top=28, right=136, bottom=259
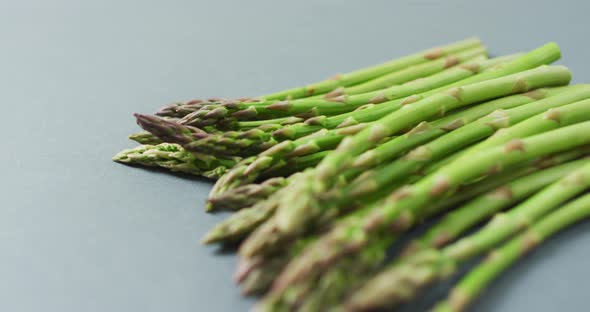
left=433, top=192, right=590, bottom=312
left=177, top=47, right=487, bottom=129
left=113, top=38, right=590, bottom=312
left=240, top=65, right=573, bottom=258
left=113, top=143, right=238, bottom=179
left=344, top=161, right=590, bottom=311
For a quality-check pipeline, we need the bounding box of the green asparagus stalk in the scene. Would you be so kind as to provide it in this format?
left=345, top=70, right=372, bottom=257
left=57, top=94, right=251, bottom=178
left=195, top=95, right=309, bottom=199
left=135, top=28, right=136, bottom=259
left=201, top=171, right=313, bottom=244
left=311, top=52, right=565, bottom=195
left=178, top=48, right=487, bottom=128
left=237, top=255, right=291, bottom=296
left=253, top=150, right=588, bottom=311
left=208, top=87, right=562, bottom=209
left=214, top=86, right=567, bottom=206
left=268, top=44, right=560, bottom=141
left=159, top=55, right=506, bottom=157
left=112, top=143, right=239, bottom=178
left=339, top=47, right=487, bottom=95
left=264, top=122, right=590, bottom=303
left=344, top=160, right=590, bottom=311
left=233, top=150, right=584, bottom=308
left=261, top=38, right=483, bottom=101
left=229, top=50, right=564, bottom=231
left=203, top=160, right=368, bottom=243
left=248, top=85, right=589, bottom=257
left=207, top=177, right=287, bottom=211
left=420, top=148, right=590, bottom=216
left=242, top=117, right=587, bottom=288
left=433, top=192, right=590, bottom=312
left=161, top=39, right=482, bottom=122
left=205, top=124, right=368, bottom=198
left=156, top=99, right=214, bottom=118
left=240, top=65, right=572, bottom=258
left=218, top=62, right=569, bottom=198
left=402, top=157, right=589, bottom=256
left=341, top=86, right=590, bottom=199
left=231, top=53, right=508, bottom=132
left=128, top=131, right=164, bottom=145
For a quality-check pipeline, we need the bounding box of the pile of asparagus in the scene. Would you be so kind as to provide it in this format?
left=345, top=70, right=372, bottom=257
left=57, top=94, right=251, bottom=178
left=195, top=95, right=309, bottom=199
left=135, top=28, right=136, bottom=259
left=114, top=37, right=590, bottom=311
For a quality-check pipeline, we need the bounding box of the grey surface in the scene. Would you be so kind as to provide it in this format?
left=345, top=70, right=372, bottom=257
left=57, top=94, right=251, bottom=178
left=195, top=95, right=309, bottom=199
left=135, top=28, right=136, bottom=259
left=2, top=0, right=590, bottom=311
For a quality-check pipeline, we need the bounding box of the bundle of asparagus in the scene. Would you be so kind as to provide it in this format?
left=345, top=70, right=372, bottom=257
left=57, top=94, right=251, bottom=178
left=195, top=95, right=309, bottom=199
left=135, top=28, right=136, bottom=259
left=114, top=37, right=590, bottom=311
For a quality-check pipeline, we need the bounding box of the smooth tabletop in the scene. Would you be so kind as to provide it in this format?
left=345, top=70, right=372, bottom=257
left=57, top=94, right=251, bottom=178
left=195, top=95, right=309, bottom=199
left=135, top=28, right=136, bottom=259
left=2, top=1, right=590, bottom=311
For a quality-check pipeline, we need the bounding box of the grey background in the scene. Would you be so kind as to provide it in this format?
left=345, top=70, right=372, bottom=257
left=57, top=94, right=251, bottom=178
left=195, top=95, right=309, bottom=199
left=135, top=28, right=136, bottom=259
left=2, top=0, right=590, bottom=311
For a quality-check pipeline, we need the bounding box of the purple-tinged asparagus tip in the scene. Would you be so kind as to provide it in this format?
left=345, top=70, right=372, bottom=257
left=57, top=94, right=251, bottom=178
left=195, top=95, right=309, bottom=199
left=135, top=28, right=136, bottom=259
left=134, top=113, right=207, bottom=145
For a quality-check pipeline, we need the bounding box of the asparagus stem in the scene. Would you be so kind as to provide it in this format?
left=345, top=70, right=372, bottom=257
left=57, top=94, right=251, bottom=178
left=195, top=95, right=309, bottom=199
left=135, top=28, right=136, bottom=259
left=350, top=87, right=563, bottom=170
left=112, top=143, right=238, bottom=178
left=228, top=150, right=582, bottom=310
left=343, top=157, right=590, bottom=311
left=312, top=61, right=568, bottom=195
left=232, top=62, right=569, bottom=198
left=264, top=122, right=590, bottom=308
left=433, top=192, right=590, bottom=312
left=162, top=55, right=507, bottom=157
left=237, top=255, right=291, bottom=296
left=262, top=38, right=483, bottom=101
left=342, top=86, right=590, bottom=199
left=403, top=157, right=589, bottom=256
left=252, top=150, right=586, bottom=310
left=207, top=85, right=555, bottom=210
left=128, top=130, right=164, bottom=145
left=205, top=124, right=368, bottom=198
left=180, top=48, right=487, bottom=129
left=206, top=177, right=287, bottom=211
left=240, top=65, right=572, bottom=258
left=200, top=172, right=311, bottom=244
left=156, top=99, right=224, bottom=118
left=341, top=47, right=487, bottom=95
left=268, top=43, right=560, bottom=141
left=234, top=54, right=501, bottom=131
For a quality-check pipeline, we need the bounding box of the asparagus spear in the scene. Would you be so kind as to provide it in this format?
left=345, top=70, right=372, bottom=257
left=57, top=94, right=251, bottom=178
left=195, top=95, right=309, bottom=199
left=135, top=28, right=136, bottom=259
left=207, top=85, right=568, bottom=208
left=227, top=46, right=563, bottom=223
left=433, top=192, right=590, bottom=312
left=112, top=143, right=239, bottom=178
left=402, top=157, right=590, bottom=256
left=205, top=124, right=368, bottom=198
left=214, top=53, right=505, bottom=133
left=268, top=44, right=560, bottom=141
left=203, top=160, right=369, bottom=244
left=240, top=65, right=572, bottom=258
left=231, top=150, right=583, bottom=308
left=244, top=101, right=590, bottom=276
left=236, top=85, right=588, bottom=255
left=128, top=130, right=164, bottom=145
left=218, top=62, right=569, bottom=198
left=341, top=86, right=590, bottom=199
left=252, top=150, right=587, bottom=310
left=263, top=122, right=590, bottom=305
left=340, top=47, right=487, bottom=95
left=238, top=255, right=291, bottom=296
left=207, top=177, right=287, bottom=211
left=149, top=55, right=505, bottom=157
left=310, top=46, right=564, bottom=194
left=200, top=171, right=314, bottom=244
left=159, top=38, right=482, bottom=120
left=344, top=160, right=590, bottom=311
left=262, top=38, right=483, bottom=101
left=206, top=87, right=561, bottom=210
left=156, top=99, right=215, bottom=118
left=178, top=48, right=487, bottom=127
